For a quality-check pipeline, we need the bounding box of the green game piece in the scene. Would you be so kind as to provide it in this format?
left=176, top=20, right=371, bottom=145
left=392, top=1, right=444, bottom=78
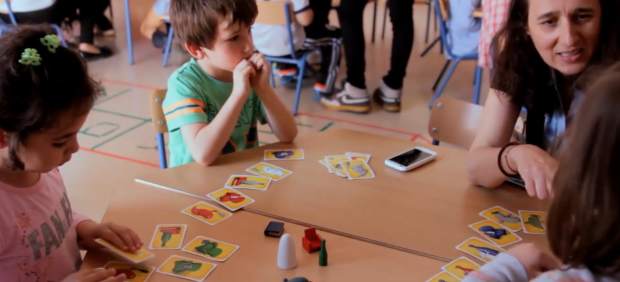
left=195, top=240, right=223, bottom=257
left=526, top=215, right=544, bottom=229
left=172, top=260, right=201, bottom=274
left=161, top=232, right=172, bottom=247
left=319, top=240, right=328, bottom=266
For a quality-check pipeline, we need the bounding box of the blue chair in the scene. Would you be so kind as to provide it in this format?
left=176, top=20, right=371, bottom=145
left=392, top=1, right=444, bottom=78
left=255, top=0, right=314, bottom=115
left=0, top=0, right=67, bottom=46
left=161, top=23, right=174, bottom=67
left=428, top=0, right=483, bottom=108
left=150, top=89, right=169, bottom=169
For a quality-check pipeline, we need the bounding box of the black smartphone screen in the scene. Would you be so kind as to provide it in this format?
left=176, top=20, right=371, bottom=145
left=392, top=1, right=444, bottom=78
left=389, top=149, right=432, bottom=166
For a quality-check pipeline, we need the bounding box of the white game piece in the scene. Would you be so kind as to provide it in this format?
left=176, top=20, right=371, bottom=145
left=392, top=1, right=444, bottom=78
left=277, top=233, right=297, bottom=270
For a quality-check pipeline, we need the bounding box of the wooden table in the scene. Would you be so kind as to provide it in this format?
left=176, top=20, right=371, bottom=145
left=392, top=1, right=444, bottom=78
left=136, top=129, right=548, bottom=260
left=84, top=182, right=446, bottom=281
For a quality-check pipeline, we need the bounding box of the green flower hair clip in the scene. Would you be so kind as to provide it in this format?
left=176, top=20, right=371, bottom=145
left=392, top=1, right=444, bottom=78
left=19, top=48, right=42, bottom=66
left=40, top=34, right=61, bottom=53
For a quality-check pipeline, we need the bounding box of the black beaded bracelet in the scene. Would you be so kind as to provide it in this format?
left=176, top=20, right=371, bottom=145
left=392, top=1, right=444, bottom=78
left=498, top=142, right=519, bottom=177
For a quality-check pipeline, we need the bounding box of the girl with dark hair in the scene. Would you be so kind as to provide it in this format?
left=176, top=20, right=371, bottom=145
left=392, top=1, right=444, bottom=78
left=463, top=62, right=620, bottom=282
left=467, top=0, right=620, bottom=199
left=0, top=26, right=140, bottom=281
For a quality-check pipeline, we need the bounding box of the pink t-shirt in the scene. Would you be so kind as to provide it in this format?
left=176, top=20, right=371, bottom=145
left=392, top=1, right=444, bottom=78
left=0, top=169, right=89, bottom=282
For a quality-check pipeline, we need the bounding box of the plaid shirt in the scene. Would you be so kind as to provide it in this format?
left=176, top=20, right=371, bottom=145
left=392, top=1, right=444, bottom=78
left=478, top=0, right=511, bottom=68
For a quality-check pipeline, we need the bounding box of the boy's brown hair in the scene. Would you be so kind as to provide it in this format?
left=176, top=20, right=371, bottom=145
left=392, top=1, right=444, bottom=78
left=548, top=62, right=620, bottom=275
left=170, top=0, right=257, bottom=49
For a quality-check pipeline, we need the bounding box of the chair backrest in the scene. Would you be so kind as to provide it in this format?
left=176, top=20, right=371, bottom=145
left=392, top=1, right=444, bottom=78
left=255, top=0, right=297, bottom=59
left=428, top=97, right=483, bottom=149
left=150, top=89, right=168, bottom=134
left=150, top=89, right=168, bottom=168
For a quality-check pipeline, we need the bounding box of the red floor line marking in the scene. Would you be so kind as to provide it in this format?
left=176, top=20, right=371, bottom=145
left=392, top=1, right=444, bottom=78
left=297, top=112, right=421, bottom=140
left=101, top=79, right=161, bottom=91
left=80, top=147, right=160, bottom=168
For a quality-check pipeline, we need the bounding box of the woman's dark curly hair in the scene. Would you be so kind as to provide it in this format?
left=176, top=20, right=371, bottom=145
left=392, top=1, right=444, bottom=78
left=490, top=0, right=620, bottom=147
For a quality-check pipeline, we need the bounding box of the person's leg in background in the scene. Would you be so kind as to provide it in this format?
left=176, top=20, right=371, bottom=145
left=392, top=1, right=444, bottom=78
left=93, top=0, right=114, bottom=36
left=140, top=0, right=170, bottom=49
left=373, top=0, right=414, bottom=112
left=305, top=0, right=342, bottom=95
left=320, top=0, right=370, bottom=114
left=77, top=0, right=113, bottom=59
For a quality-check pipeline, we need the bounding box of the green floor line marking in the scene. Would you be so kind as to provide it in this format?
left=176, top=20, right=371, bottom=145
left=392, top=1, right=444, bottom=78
left=319, top=121, right=334, bottom=132
left=258, top=129, right=275, bottom=135
left=91, top=108, right=151, bottom=122
left=95, top=88, right=132, bottom=105
left=91, top=121, right=150, bottom=150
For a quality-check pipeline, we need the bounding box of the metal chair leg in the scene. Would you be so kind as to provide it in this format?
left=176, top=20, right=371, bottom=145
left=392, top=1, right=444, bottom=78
left=156, top=133, right=168, bottom=169
left=432, top=60, right=450, bottom=91
left=162, top=27, right=174, bottom=66
left=472, top=66, right=483, bottom=104
left=124, top=0, right=134, bottom=65
left=428, top=59, right=459, bottom=108
left=292, top=61, right=307, bottom=115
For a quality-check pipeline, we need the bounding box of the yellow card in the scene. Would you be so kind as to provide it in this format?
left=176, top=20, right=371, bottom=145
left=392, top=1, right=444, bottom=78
left=207, top=188, right=255, bottom=212
left=104, top=261, right=153, bottom=282
left=224, top=174, right=271, bottom=191
left=456, top=237, right=505, bottom=263
left=95, top=238, right=154, bottom=264
left=469, top=220, right=522, bottom=247
left=156, top=255, right=216, bottom=282
left=341, top=159, right=375, bottom=180
left=264, top=149, right=304, bottom=160
left=246, top=162, right=293, bottom=181
left=442, top=256, right=481, bottom=279
left=346, top=152, right=371, bottom=163
left=181, top=201, right=232, bottom=226
left=325, top=154, right=348, bottom=177
left=182, top=235, right=240, bottom=262
left=479, top=206, right=522, bottom=232
left=519, top=210, right=546, bottom=235
left=148, top=224, right=187, bottom=250
left=424, top=271, right=460, bottom=282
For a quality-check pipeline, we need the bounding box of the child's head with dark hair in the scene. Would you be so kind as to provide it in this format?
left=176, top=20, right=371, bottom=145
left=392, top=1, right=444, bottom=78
left=170, top=0, right=257, bottom=72
left=547, top=61, right=620, bottom=275
left=0, top=25, right=99, bottom=171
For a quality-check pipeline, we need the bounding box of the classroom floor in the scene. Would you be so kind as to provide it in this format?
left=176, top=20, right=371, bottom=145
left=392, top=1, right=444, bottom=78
left=62, top=0, right=489, bottom=222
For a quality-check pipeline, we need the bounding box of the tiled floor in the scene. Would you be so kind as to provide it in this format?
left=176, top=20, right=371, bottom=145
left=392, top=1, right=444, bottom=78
left=61, top=0, right=488, bottom=221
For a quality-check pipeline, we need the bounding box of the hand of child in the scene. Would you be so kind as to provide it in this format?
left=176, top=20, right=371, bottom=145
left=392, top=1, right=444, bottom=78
left=62, top=268, right=126, bottom=282
left=80, top=222, right=143, bottom=253
left=232, top=59, right=256, bottom=98
left=249, top=52, right=271, bottom=93
left=507, top=243, right=560, bottom=279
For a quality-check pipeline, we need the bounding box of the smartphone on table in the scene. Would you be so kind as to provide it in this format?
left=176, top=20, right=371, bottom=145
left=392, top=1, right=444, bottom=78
left=384, top=147, right=437, bottom=172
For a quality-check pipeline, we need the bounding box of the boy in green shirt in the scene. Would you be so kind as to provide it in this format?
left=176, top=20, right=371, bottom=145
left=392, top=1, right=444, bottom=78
left=164, top=0, right=298, bottom=167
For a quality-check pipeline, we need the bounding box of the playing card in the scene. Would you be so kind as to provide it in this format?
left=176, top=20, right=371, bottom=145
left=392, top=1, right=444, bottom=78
left=104, top=261, right=153, bottom=282
left=424, top=271, right=460, bottom=282
left=156, top=255, right=216, bottom=282
left=182, top=235, right=240, bottom=262
left=94, top=238, right=154, bottom=264
left=456, top=237, right=505, bottom=263
left=346, top=152, right=371, bottom=163
left=325, top=155, right=348, bottom=177
left=442, top=256, right=481, bottom=279
left=148, top=224, right=187, bottom=250
left=207, top=188, right=255, bottom=212
left=519, top=210, right=546, bottom=235
left=341, top=159, right=375, bottom=180
left=224, top=174, right=271, bottom=191
left=469, top=220, right=522, bottom=247
left=479, top=206, right=522, bottom=232
left=246, top=162, right=292, bottom=181
left=264, top=149, right=304, bottom=160
left=181, top=201, right=232, bottom=226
